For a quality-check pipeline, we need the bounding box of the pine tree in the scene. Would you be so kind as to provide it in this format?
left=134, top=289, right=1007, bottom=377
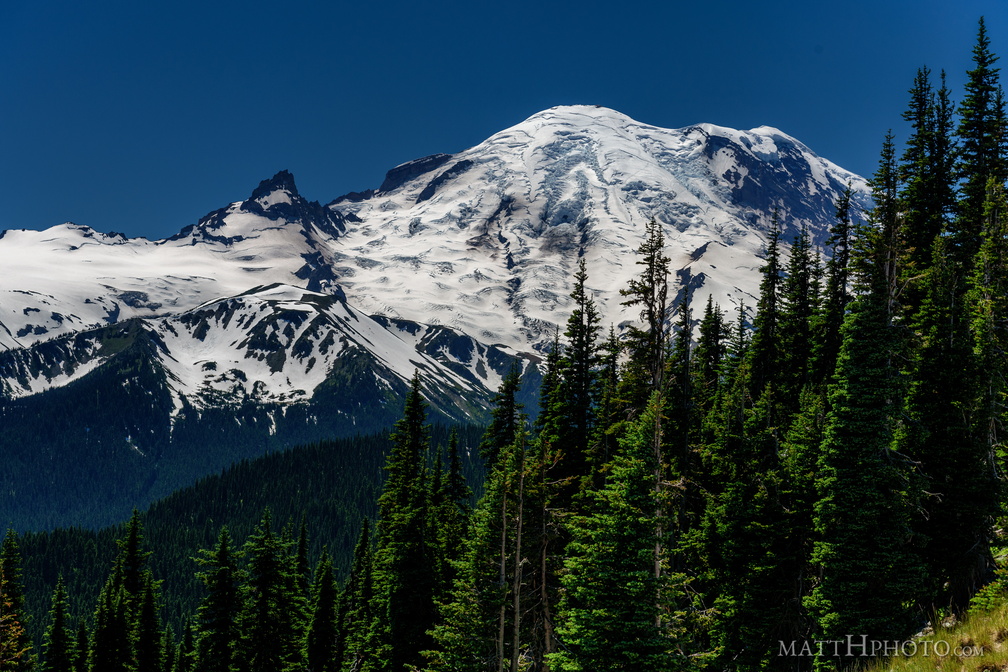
left=555, top=257, right=602, bottom=505
left=113, top=511, right=152, bottom=609
left=372, top=372, right=436, bottom=672
left=41, top=578, right=73, bottom=672
left=88, top=577, right=131, bottom=672
left=340, top=520, right=377, bottom=672
left=432, top=429, right=473, bottom=600
left=811, top=186, right=855, bottom=385
left=587, top=326, right=623, bottom=487
left=71, top=623, right=87, bottom=672
left=899, top=66, right=957, bottom=308
left=0, top=532, right=32, bottom=672
left=1, top=563, right=31, bottom=672
left=620, top=218, right=671, bottom=408
left=666, top=285, right=693, bottom=476
left=427, top=435, right=519, bottom=672
left=305, top=553, right=339, bottom=672
left=900, top=231, right=998, bottom=614
left=779, top=222, right=816, bottom=415
left=549, top=394, right=689, bottom=671
left=234, top=511, right=307, bottom=672
left=956, top=16, right=1008, bottom=265
left=172, top=619, right=193, bottom=672
left=691, top=295, right=726, bottom=427
left=479, top=364, right=523, bottom=471
left=748, top=211, right=784, bottom=415
left=193, top=528, right=239, bottom=672
left=806, top=136, right=924, bottom=668
left=132, top=574, right=162, bottom=672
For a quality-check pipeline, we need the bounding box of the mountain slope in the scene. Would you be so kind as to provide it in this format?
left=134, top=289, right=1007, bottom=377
left=328, top=105, right=871, bottom=351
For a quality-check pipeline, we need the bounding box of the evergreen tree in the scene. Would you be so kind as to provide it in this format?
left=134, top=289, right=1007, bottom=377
left=234, top=512, right=307, bottom=672
left=956, top=16, right=1008, bottom=264
left=193, top=528, right=239, bottom=672
left=620, top=218, right=672, bottom=408
left=666, top=285, right=693, bottom=475
left=901, top=231, right=998, bottom=614
left=432, top=429, right=473, bottom=600
left=779, top=222, right=816, bottom=415
left=0, top=532, right=33, bottom=672
left=549, top=394, right=689, bottom=671
left=1, top=564, right=31, bottom=672
left=587, top=326, right=623, bottom=487
left=691, top=295, right=726, bottom=426
left=305, top=554, right=338, bottom=672
left=372, top=372, right=436, bottom=672
left=340, top=520, right=376, bottom=672
left=88, top=577, right=131, bottom=672
left=806, top=136, right=924, bottom=668
left=113, top=511, right=152, bottom=609
left=172, top=619, right=193, bottom=672
left=479, top=364, right=523, bottom=471
left=812, top=186, right=855, bottom=384
left=41, top=578, right=73, bottom=672
left=748, top=210, right=784, bottom=405
left=132, top=574, right=162, bottom=672
left=71, top=623, right=87, bottom=672
left=555, top=257, right=602, bottom=505
left=899, top=66, right=957, bottom=309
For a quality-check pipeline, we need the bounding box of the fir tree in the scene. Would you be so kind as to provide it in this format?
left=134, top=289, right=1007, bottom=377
left=748, top=209, right=784, bottom=402
left=132, top=574, right=162, bottom=672
left=900, top=231, right=998, bottom=614
left=88, top=577, right=131, bottom=672
left=193, top=528, right=239, bottom=672
left=41, top=578, right=73, bottom=672
left=620, top=218, right=672, bottom=408
left=234, top=512, right=307, bottom=672
left=691, top=295, right=726, bottom=426
left=779, top=222, right=816, bottom=415
left=479, top=364, right=523, bottom=471
left=1, top=564, right=31, bottom=672
left=340, top=520, right=377, bottom=672
left=812, top=186, right=855, bottom=384
left=305, top=554, right=338, bottom=672
left=0, top=532, right=32, bottom=672
left=372, top=372, right=436, bottom=672
left=71, top=623, right=87, bottom=672
left=549, top=394, right=689, bottom=671
left=555, top=257, right=602, bottom=505
left=807, top=137, right=924, bottom=668
left=956, top=16, right=1008, bottom=264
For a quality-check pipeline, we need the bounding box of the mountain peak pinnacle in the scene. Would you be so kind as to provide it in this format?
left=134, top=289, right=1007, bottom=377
left=250, top=170, right=300, bottom=202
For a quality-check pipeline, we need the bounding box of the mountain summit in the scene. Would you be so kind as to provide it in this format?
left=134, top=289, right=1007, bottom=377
left=327, top=105, right=870, bottom=349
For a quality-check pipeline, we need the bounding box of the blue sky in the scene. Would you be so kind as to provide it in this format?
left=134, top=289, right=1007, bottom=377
left=1, top=1, right=1006, bottom=239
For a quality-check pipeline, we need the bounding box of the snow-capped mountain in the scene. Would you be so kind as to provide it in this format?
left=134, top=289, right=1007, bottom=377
left=328, top=105, right=870, bottom=350
left=0, top=105, right=871, bottom=413
left=0, top=104, right=872, bottom=530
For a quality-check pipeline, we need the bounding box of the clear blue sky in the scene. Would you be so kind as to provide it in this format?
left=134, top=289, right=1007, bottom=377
left=1, top=1, right=1006, bottom=239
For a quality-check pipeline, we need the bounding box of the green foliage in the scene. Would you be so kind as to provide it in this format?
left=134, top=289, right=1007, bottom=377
left=550, top=394, right=688, bottom=672
left=372, top=373, right=437, bottom=671
left=193, top=529, right=239, bottom=672
left=234, top=512, right=307, bottom=672
left=40, top=579, right=72, bottom=672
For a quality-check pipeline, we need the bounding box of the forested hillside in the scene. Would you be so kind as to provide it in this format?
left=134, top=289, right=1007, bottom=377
left=1, top=17, right=1007, bottom=672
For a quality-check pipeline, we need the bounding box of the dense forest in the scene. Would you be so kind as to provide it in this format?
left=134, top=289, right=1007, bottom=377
left=3, top=16, right=1008, bottom=672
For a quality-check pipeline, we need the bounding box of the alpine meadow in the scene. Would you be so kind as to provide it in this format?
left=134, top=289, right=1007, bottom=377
left=4, top=16, right=1008, bottom=672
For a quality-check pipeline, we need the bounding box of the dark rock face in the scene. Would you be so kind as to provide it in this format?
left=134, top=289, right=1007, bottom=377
left=378, top=153, right=454, bottom=193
